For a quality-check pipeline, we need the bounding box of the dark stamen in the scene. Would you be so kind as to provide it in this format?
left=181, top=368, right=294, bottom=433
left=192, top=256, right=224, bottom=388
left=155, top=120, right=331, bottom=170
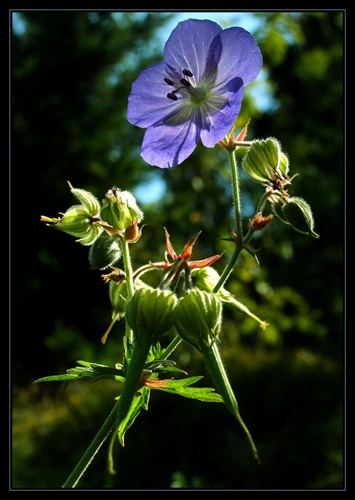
left=164, top=77, right=174, bottom=86
left=167, top=92, right=178, bottom=101
left=182, top=68, right=193, bottom=77
left=180, top=78, right=191, bottom=88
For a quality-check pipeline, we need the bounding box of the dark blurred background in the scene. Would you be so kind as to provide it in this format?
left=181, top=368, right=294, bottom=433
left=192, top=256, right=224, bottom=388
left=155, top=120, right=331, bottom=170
left=11, top=11, right=344, bottom=489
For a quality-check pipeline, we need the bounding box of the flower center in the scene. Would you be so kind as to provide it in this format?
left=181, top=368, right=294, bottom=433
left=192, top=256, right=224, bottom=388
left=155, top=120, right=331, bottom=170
left=189, top=86, right=208, bottom=104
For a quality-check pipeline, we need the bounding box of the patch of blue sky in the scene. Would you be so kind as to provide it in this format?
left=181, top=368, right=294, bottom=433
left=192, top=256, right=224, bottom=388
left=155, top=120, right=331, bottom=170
left=133, top=173, right=167, bottom=206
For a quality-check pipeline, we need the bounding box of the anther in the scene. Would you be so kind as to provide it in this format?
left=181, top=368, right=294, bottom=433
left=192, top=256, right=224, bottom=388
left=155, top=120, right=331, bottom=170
left=167, top=93, right=178, bottom=101
left=180, top=78, right=191, bottom=87
left=164, top=77, right=174, bottom=86
left=182, top=68, right=193, bottom=77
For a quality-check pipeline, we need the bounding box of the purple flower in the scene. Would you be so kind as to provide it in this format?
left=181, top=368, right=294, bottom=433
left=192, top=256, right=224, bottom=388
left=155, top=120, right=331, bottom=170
left=127, top=19, right=262, bottom=168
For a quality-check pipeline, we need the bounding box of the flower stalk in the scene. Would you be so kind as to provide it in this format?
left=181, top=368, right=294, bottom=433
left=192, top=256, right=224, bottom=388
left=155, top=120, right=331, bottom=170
left=229, top=148, right=243, bottom=245
left=211, top=148, right=244, bottom=294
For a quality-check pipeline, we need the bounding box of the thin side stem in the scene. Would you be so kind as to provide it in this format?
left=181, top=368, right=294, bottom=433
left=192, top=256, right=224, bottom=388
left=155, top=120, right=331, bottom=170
left=212, top=246, right=242, bottom=294
left=213, top=186, right=273, bottom=294
left=120, top=238, right=134, bottom=299
left=243, top=189, right=273, bottom=245
left=201, top=342, right=261, bottom=465
left=212, top=149, right=243, bottom=294
left=160, top=334, right=182, bottom=360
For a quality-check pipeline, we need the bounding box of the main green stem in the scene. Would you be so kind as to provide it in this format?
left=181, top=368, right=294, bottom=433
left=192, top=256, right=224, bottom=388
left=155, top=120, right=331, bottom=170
left=115, top=333, right=152, bottom=424
left=63, top=237, right=147, bottom=488
left=62, top=332, right=152, bottom=488
left=62, top=401, right=119, bottom=488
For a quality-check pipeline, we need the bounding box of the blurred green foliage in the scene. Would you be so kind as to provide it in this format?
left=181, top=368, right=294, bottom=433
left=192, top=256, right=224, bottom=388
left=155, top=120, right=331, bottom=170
left=11, top=11, right=344, bottom=490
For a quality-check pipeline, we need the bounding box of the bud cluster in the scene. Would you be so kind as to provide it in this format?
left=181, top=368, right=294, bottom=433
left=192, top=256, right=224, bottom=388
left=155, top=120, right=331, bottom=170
left=41, top=183, right=146, bottom=274
left=123, top=284, right=224, bottom=352
left=241, top=139, right=319, bottom=239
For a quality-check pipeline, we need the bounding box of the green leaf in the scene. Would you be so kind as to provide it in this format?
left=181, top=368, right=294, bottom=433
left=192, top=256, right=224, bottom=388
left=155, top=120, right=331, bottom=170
left=144, top=358, right=187, bottom=376
left=34, top=360, right=124, bottom=384
left=117, top=387, right=151, bottom=447
left=156, top=365, right=188, bottom=375
left=150, top=376, right=224, bottom=403
left=34, top=374, right=81, bottom=383
left=160, top=375, right=203, bottom=388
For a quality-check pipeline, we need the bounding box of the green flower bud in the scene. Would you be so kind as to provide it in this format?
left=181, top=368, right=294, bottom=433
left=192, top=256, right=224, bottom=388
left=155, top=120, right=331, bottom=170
left=40, top=183, right=103, bottom=245
left=101, top=278, right=151, bottom=345
left=192, top=268, right=268, bottom=329
left=109, top=278, right=149, bottom=321
left=41, top=205, right=103, bottom=246
left=191, top=267, right=229, bottom=299
left=242, top=138, right=282, bottom=184
left=281, top=196, right=319, bottom=238
left=88, top=234, right=122, bottom=270
left=109, top=280, right=129, bottom=321
left=56, top=205, right=92, bottom=237
left=67, top=181, right=100, bottom=215
left=100, top=187, right=144, bottom=231
left=271, top=198, right=288, bottom=223
left=125, top=287, right=178, bottom=344
left=175, top=289, right=222, bottom=352
left=279, top=151, right=290, bottom=177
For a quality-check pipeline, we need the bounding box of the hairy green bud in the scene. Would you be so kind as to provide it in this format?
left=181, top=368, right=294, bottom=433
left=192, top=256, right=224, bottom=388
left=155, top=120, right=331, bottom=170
left=125, top=287, right=178, bottom=344
left=279, top=151, right=289, bottom=177
left=67, top=181, right=100, bottom=215
left=41, top=205, right=104, bottom=246
left=175, top=289, right=222, bottom=352
left=109, top=280, right=129, bottom=321
left=272, top=196, right=319, bottom=238
left=271, top=198, right=288, bottom=223
left=192, top=266, right=220, bottom=292
left=192, top=268, right=269, bottom=330
left=56, top=205, right=92, bottom=237
left=40, top=183, right=103, bottom=245
left=243, top=138, right=283, bottom=184
left=100, top=187, right=143, bottom=231
left=108, top=278, right=149, bottom=321
left=88, top=234, right=122, bottom=270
